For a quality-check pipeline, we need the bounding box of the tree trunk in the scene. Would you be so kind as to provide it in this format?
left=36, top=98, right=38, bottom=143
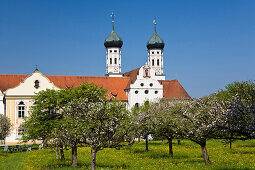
left=167, top=138, right=173, bottom=158
left=42, top=139, right=47, bottom=148
left=201, top=143, right=211, bottom=164
left=60, top=144, right=65, bottom=161
left=55, top=146, right=59, bottom=159
left=145, top=135, right=149, bottom=152
left=162, top=138, right=165, bottom=144
left=72, top=144, right=78, bottom=167
left=91, top=147, right=97, bottom=170
left=178, top=139, right=181, bottom=145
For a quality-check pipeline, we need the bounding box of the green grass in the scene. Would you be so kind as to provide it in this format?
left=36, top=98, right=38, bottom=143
left=1, top=139, right=255, bottom=169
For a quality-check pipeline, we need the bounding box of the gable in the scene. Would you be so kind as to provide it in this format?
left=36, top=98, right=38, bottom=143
left=5, top=71, right=60, bottom=97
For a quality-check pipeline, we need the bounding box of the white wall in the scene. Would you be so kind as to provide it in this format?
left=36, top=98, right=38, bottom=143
left=148, top=49, right=164, bottom=78
left=127, top=65, right=163, bottom=109
left=106, top=47, right=122, bottom=75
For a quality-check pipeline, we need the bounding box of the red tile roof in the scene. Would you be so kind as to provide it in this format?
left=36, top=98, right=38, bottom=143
left=160, top=80, right=191, bottom=99
left=0, top=74, right=27, bottom=92
left=0, top=74, right=130, bottom=101
left=0, top=74, right=191, bottom=101
left=123, top=68, right=140, bottom=84
left=46, top=75, right=131, bottom=101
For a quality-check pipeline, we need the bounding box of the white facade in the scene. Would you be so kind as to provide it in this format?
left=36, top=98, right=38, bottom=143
left=4, top=70, right=60, bottom=143
left=148, top=49, right=165, bottom=81
left=5, top=71, right=59, bottom=96
left=106, top=47, right=122, bottom=77
left=126, top=65, right=163, bottom=109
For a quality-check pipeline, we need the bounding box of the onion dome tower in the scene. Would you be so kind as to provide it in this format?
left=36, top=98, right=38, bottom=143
left=104, top=13, right=123, bottom=77
left=147, top=19, right=165, bottom=80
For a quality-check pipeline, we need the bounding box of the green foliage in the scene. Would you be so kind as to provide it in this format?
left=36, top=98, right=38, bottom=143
left=131, top=100, right=154, bottom=139
left=217, top=80, right=255, bottom=103
left=216, top=80, right=255, bottom=141
left=151, top=100, right=185, bottom=139
left=180, top=95, right=225, bottom=146
left=0, top=114, right=11, bottom=141
left=22, top=82, right=134, bottom=168
left=22, top=89, right=61, bottom=143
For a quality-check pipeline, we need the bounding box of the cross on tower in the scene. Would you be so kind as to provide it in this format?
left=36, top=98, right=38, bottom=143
left=35, top=64, right=39, bottom=71
left=110, top=12, right=115, bottom=22
left=110, top=12, right=115, bottom=31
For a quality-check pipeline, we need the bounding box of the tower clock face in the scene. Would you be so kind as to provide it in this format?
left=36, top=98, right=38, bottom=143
left=155, top=68, right=160, bottom=74
left=114, top=67, right=119, bottom=72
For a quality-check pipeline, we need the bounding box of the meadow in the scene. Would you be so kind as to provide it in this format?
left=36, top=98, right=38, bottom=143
left=1, top=139, right=255, bottom=169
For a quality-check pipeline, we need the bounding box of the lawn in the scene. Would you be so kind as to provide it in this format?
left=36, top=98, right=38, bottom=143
left=1, top=139, right=255, bottom=169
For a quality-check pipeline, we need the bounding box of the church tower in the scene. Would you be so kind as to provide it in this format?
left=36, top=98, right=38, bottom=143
left=147, top=20, right=165, bottom=80
left=104, top=13, right=123, bottom=77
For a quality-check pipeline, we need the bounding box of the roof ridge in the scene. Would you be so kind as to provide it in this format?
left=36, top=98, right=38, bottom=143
left=0, top=74, right=28, bottom=76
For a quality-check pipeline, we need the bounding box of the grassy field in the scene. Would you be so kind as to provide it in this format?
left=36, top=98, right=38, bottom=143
left=1, top=139, right=255, bottom=169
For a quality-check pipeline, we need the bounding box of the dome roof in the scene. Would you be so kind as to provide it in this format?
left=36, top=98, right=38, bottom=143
left=104, top=30, right=123, bottom=48
left=147, top=31, right=164, bottom=49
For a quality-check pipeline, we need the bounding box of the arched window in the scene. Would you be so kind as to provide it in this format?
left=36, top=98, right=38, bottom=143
left=145, top=69, right=149, bottom=77
left=34, top=80, right=40, bottom=89
left=110, top=58, right=112, bottom=64
left=18, top=101, right=25, bottom=118
left=135, top=103, right=139, bottom=108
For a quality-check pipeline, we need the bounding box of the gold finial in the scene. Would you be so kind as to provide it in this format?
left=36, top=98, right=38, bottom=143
left=110, top=12, right=115, bottom=31
left=153, top=18, right=157, bottom=32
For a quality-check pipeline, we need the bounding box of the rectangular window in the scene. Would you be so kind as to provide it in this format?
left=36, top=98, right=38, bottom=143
left=109, top=50, right=112, bottom=53
left=18, top=127, right=24, bottom=136
left=152, top=59, right=154, bottom=66
left=114, top=50, right=117, bottom=52
left=152, top=51, right=154, bottom=54
left=157, top=59, right=159, bottom=66
left=18, top=106, right=25, bottom=118
left=110, top=58, right=112, bottom=64
left=115, top=58, right=117, bottom=64
left=157, top=51, right=159, bottom=54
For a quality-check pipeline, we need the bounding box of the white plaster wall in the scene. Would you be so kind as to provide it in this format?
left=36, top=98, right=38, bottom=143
left=6, top=71, right=60, bottom=96
left=148, top=49, right=164, bottom=76
left=106, top=47, right=122, bottom=74
left=5, top=99, right=32, bottom=143
left=127, top=66, right=163, bottom=109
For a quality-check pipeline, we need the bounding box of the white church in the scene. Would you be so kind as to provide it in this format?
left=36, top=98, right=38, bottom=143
left=0, top=19, right=190, bottom=144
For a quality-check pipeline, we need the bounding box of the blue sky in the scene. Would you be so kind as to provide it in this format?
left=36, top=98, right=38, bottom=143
left=0, top=0, right=254, bottom=98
